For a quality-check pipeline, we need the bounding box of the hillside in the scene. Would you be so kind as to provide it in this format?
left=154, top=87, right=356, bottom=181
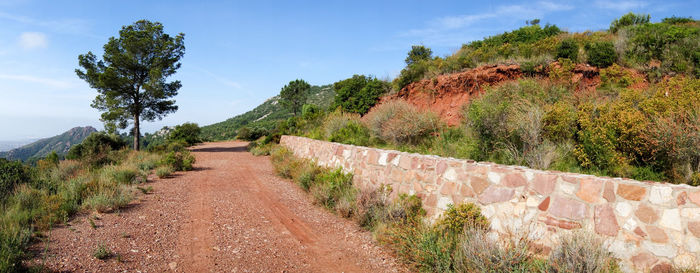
left=201, top=84, right=334, bottom=141
left=0, top=126, right=97, bottom=162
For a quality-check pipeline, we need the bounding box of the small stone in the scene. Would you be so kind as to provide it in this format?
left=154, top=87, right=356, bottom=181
left=526, top=196, right=540, bottom=207
left=576, top=178, right=603, bottom=203
left=615, top=202, right=632, bottom=218
left=549, top=196, right=588, bottom=220
left=674, top=253, right=696, bottom=268
left=502, top=173, right=527, bottom=188
left=532, top=173, right=557, bottom=195
left=560, top=182, right=576, bottom=195
left=436, top=161, right=447, bottom=174
left=487, top=172, right=502, bottom=184
left=659, top=209, right=682, bottom=231
left=635, top=204, right=659, bottom=224
left=649, top=186, right=673, bottom=205
left=602, top=182, right=616, bottom=202
left=643, top=241, right=677, bottom=258
left=459, top=184, right=474, bottom=198
left=594, top=204, right=619, bottom=236
left=645, top=225, right=669, bottom=243
left=677, top=192, right=688, bottom=205
left=617, top=184, right=647, bottom=201
left=440, top=182, right=457, bottom=195
left=650, top=262, right=672, bottom=273
left=631, top=252, right=658, bottom=271
left=634, top=227, right=647, bottom=237
left=437, top=197, right=452, bottom=211
left=538, top=196, right=551, bottom=211
left=478, top=186, right=515, bottom=205
left=169, top=262, right=177, bottom=270
left=443, top=168, right=458, bottom=181
left=688, top=221, right=700, bottom=237
left=689, top=191, right=700, bottom=206
left=398, top=155, right=412, bottom=169
left=470, top=177, right=490, bottom=195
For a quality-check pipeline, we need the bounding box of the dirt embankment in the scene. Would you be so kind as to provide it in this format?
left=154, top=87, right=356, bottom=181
left=382, top=63, right=605, bottom=126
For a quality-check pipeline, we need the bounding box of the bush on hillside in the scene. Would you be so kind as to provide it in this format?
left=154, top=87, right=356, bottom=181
left=556, top=38, right=579, bottom=61
left=609, top=12, right=650, bottom=33
left=168, top=122, right=201, bottom=146
left=332, top=75, right=390, bottom=115
left=625, top=21, right=700, bottom=76
left=586, top=41, right=617, bottom=68
left=0, top=159, right=31, bottom=202
left=364, top=100, right=441, bottom=145
left=236, top=126, right=267, bottom=141
left=65, top=132, right=127, bottom=166
left=322, top=111, right=370, bottom=146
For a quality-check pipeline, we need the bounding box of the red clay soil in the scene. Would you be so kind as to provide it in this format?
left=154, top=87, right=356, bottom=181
left=381, top=63, right=607, bottom=126
left=28, top=141, right=406, bottom=273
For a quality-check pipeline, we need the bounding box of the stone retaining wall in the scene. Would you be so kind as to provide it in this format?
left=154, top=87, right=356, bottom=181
left=280, top=135, right=700, bottom=272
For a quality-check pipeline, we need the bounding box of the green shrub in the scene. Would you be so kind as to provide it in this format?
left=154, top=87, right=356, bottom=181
left=82, top=186, right=134, bottom=213
left=162, top=150, right=195, bottom=171
left=364, top=100, right=441, bottom=145
left=586, top=41, right=617, bottom=68
left=66, top=132, right=127, bottom=166
left=436, top=203, right=489, bottom=234
left=250, top=142, right=275, bottom=156
left=322, top=111, right=371, bottom=146
left=156, top=166, right=174, bottom=178
left=92, top=243, right=113, bottom=260
left=294, top=161, right=321, bottom=191
left=311, top=168, right=354, bottom=209
left=549, top=231, right=620, bottom=273
left=301, top=104, right=323, bottom=120
left=609, top=12, right=650, bottom=33
left=168, top=122, right=201, bottom=146
left=0, top=225, right=31, bottom=272
left=332, top=75, right=390, bottom=115
left=354, top=186, right=391, bottom=229
left=0, top=159, right=30, bottom=202
left=556, top=39, right=579, bottom=61
left=662, top=16, right=696, bottom=25
left=236, top=126, right=267, bottom=141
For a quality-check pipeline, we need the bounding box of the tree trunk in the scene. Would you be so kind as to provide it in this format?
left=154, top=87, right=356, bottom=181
left=133, top=115, right=140, bottom=151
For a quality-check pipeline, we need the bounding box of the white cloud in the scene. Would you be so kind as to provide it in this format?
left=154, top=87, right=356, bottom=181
left=399, top=1, right=575, bottom=47
left=594, top=0, right=648, bottom=11
left=0, top=73, right=74, bottom=89
left=18, top=32, right=47, bottom=49
left=0, top=11, right=90, bottom=35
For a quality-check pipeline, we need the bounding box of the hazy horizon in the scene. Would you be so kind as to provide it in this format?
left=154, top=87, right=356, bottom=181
left=1, top=0, right=697, bottom=141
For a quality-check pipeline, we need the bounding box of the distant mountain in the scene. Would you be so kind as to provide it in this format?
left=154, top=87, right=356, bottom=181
left=0, top=140, right=36, bottom=152
left=0, top=126, right=97, bottom=162
left=201, top=84, right=335, bottom=141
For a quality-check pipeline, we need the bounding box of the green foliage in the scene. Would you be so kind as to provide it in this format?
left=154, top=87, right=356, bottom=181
left=162, top=150, right=195, bottom=171
left=0, top=159, right=30, bottom=202
left=405, top=45, right=433, bottom=65
left=662, top=16, right=696, bottom=25
left=168, top=122, right=201, bottom=146
left=236, top=126, right=267, bottom=141
left=585, top=41, right=617, bottom=68
left=321, top=111, right=370, bottom=146
left=364, top=100, right=441, bottom=145
left=609, top=12, right=650, bottom=33
left=556, top=39, right=579, bottom=61
left=625, top=20, right=700, bottom=76
left=76, top=20, right=185, bottom=150
left=200, top=85, right=334, bottom=141
left=435, top=203, right=489, bottom=234
left=332, top=75, right=390, bottom=114
left=280, top=79, right=311, bottom=116
left=92, top=243, right=113, bottom=260
left=155, top=166, right=173, bottom=178
left=66, top=132, right=127, bottom=166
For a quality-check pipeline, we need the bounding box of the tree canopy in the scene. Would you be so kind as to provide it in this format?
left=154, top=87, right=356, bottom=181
left=405, top=45, right=433, bottom=65
left=279, top=79, right=311, bottom=116
left=332, top=75, right=390, bottom=115
left=76, top=20, right=185, bottom=150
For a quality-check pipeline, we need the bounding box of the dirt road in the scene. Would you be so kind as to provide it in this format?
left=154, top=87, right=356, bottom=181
left=30, top=141, right=404, bottom=272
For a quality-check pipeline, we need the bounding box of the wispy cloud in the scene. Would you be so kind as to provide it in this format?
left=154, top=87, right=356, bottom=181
left=18, top=32, right=47, bottom=49
left=0, top=74, right=75, bottom=89
left=399, top=1, right=574, bottom=47
left=0, top=11, right=90, bottom=35
left=594, top=0, right=648, bottom=11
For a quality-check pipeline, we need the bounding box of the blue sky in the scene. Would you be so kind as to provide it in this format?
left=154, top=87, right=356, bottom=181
left=0, top=0, right=697, bottom=140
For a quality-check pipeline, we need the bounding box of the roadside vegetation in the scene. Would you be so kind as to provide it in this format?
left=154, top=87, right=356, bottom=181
left=241, top=13, right=700, bottom=186
left=265, top=145, right=625, bottom=273
left=0, top=128, right=198, bottom=271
